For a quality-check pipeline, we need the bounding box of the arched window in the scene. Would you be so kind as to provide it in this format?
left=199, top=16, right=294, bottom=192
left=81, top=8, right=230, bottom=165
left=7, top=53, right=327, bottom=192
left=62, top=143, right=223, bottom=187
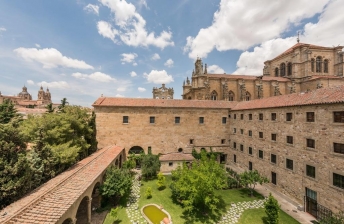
left=287, top=62, right=292, bottom=76
left=187, top=96, right=192, bottom=100
left=316, top=56, right=322, bottom=73
left=280, top=63, right=286, bottom=76
left=228, top=91, right=235, bottom=101
left=324, top=59, right=329, bottom=73
left=245, top=91, right=251, bottom=101
left=211, top=91, right=218, bottom=100
left=275, top=67, right=279, bottom=77
left=311, top=59, right=315, bottom=72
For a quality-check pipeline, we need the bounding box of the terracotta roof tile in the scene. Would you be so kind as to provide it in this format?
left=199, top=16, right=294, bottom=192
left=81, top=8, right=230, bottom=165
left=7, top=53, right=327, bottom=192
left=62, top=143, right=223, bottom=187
left=159, top=153, right=195, bottom=162
left=93, top=98, right=238, bottom=109
left=0, top=145, right=124, bottom=224
left=232, top=85, right=344, bottom=111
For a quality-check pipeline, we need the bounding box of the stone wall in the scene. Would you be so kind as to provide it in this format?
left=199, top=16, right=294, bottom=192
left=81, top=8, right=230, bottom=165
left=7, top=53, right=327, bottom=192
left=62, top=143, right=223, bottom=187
left=228, top=104, right=344, bottom=213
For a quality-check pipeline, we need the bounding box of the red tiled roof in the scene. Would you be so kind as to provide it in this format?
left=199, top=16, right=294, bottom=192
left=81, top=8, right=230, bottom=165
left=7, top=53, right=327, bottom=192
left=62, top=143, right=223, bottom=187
left=0, top=145, right=124, bottom=224
left=159, top=153, right=195, bottom=162
left=207, top=74, right=290, bottom=82
left=232, top=85, right=344, bottom=111
left=93, top=98, right=238, bottom=109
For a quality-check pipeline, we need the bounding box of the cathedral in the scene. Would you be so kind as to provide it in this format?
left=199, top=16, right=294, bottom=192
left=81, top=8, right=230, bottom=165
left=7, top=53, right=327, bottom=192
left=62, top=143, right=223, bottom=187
left=0, top=85, right=52, bottom=108
left=182, top=42, right=344, bottom=101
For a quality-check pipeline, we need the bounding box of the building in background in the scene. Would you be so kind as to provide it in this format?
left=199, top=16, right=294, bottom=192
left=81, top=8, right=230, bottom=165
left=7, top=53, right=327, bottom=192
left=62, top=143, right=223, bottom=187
left=152, top=84, right=174, bottom=99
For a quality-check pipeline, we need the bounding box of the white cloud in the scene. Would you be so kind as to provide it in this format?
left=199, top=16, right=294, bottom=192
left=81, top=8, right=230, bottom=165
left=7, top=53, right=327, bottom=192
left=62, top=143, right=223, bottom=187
left=115, top=94, right=124, bottom=97
left=133, top=62, right=138, bottom=66
left=234, top=0, right=344, bottom=75
left=72, top=72, right=116, bottom=82
left=0, top=27, right=6, bottom=32
left=138, top=87, right=146, bottom=92
left=117, top=87, right=126, bottom=92
left=144, top=70, right=174, bottom=84
left=130, top=71, right=137, bottom=77
left=151, top=53, right=160, bottom=61
left=98, top=0, right=174, bottom=49
left=27, top=80, right=35, bottom=85
left=121, top=53, right=137, bottom=64
left=164, top=59, right=174, bottom=67
left=14, top=48, right=94, bottom=69
left=208, top=65, right=225, bottom=74
left=37, top=81, right=70, bottom=89
left=184, top=0, right=329, bottom=59
left=35, top=43, right=41, bottom=48
left=84, top=4, right=99, bottom=15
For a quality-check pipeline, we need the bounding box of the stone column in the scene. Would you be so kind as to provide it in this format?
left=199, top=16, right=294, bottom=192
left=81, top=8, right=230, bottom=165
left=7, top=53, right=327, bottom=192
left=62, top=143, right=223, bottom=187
left=87, top=198, right=92, bottom=224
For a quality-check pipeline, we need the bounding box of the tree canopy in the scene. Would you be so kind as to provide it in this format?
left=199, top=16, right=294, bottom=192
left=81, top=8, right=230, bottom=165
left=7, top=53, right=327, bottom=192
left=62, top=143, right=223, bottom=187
left=0, top=99, right=20, bottom=124
left=141, top=153, right=160, bottom=180
left=239, top=170, right=269, bottom=197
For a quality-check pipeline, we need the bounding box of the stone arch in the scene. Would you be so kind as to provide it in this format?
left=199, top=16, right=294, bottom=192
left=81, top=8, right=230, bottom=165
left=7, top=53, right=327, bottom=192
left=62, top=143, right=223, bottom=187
left=200, top=147, right=206, bottom=152
left=324, top=59, right=329, bottom=73
left=188, top=96, right=192, bottom=100
left=245, top=91, right=251, bottom=101
left=228, top=91, right=235, bottom=101
left=274, top=67, right=279, bottom=77
left=129, top=146, right=144, bottom=154
left=91, top=182, right=101, bottom=211
left=178, top=148, right=183, bottom=152
left=316, top=56, right=322, bottom=73
left=76, top=196, right=89, bottom=224
left=62, top=218, right=74, bottom=224
left=211, top=90, right=218, bottom=100
left=287, top=62, right=292, bottom=76
left=311, top=58, right=315, bottom=72
left=280, top=63, right=286, bottom=76
left=115, top=159, right=119, bottom=167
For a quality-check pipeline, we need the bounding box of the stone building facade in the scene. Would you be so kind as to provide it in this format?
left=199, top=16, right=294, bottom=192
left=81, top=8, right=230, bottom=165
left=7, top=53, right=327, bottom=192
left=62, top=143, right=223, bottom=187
left=152, top=84, right=174, bottom=99
left=183, top=43, right=344, bottom=101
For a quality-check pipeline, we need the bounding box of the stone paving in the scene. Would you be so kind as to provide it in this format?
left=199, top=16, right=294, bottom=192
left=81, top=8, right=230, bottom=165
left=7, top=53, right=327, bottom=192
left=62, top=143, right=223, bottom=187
left=218, top=199, right=267, bottom=224
left=126, top=173, right=146, bottom=224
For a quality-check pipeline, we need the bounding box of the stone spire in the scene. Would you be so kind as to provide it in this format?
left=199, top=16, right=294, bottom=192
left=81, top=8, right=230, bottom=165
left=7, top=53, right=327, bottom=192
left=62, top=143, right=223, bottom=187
left=204, top=63, right=207, bottom=74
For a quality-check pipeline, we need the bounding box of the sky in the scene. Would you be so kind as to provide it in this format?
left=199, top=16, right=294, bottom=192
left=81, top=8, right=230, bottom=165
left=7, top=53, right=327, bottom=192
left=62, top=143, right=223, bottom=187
left=0, top=0, right=344, bottom=107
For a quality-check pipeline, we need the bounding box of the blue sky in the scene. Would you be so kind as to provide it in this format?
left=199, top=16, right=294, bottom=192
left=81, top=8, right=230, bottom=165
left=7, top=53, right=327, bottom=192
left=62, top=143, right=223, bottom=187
left=0, top=0, right=343, bottom=106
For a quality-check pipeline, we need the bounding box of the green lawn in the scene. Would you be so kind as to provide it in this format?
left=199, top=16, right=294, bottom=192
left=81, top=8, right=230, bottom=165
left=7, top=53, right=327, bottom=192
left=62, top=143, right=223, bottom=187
left=101, top=196, right=130, bottom=224
left=238, top=208, right=300, bottom=224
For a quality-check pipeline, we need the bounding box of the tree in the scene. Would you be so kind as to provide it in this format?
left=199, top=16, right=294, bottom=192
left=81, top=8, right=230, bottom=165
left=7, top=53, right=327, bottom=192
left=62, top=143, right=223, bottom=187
left=141, top=154, right=160, bottom=180
left=239, top=170, right=269, bottom=197
left=156, top=172, right=166, bottom=190
left=319, top=212, right=344, bottom=224
left=145, top=187, right=152, bottom=199
left=264, top=193, right=280, bottom=224
left=170, top=151, right=227, bottom=213
left=58, top=98, right=68, bottom=113
left=100, top=166, right=133, bottom=203
left=45, top=103, right=55, bottom=113
left=0, top=99, right=20, bottom=124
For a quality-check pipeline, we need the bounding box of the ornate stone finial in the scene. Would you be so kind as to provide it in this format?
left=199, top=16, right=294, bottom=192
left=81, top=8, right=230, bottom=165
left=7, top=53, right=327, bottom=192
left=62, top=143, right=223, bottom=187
left=204, top=63, right=207, bottom=74
left=183, top=80, right=185, bottom=86
left=186, top=77, right=190, bottom=85
left=317, top=82, right=323, bottom=89
left=297, top=31, right=300, bottom=43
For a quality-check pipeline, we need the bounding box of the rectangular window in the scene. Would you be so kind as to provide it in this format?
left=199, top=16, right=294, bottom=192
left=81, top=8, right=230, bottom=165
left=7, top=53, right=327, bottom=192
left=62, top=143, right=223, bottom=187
left=248, top=130, right=252, bottom=137
left=286, top=113, right=293, bottom=121
left=306, top=165, right=316, bottom=178
left=258, top=150, right=263, bottom=159
left=271, top=113, right=277, bottom=121
left=123, top=116, right=129, bottom=123
left=240, top=129, right=244, bottom=134
left=259, top=113, right=263, bottom=121
left=286, top=159, right=293, bottom=170
left=334, top=143, right=344, bottom=154
left=199, top=117, right=204, bottom=124
left=234, top=154, right=237, bottom=163
left=221, top=139, right=225, bottom=144
left=169, top=162, right=173, bottom=167
left=233, top=128, right=237, bottom=134
left=249, top=161, right=253, bottom=170
left=149, top=116, right=155, bottom=124
left=240, top=144, right=244, bottom=152
left=271, top=154, right=277, bottom=164
left=307, top=139, right=315, bottom=148
left=240, top=114, right=244, bottom=120
left=248, top=147, right=253, bottom=155
left=271, top=133, right=277, bottom=141
left=334, top=111, right=344, bottom=123
left=249, top=114, right=252, bottom=120
left=287, top=136, right=293, bottom=144
left=222, top=117, right=227, bottom=124
left=259, top=132, right=263, bottom=139
left=271, top=172, right=277, bottom=185
left=234, top=114, right=237, bottom=119
left=189, top=139, right=194, bottom=145
left=175, top=116, right=180, bottom=124
left=233, top=142, right=237, bottom=149
left=306, top=112, right=315, bottom=122
left=333, top=173, right=344, bottom=189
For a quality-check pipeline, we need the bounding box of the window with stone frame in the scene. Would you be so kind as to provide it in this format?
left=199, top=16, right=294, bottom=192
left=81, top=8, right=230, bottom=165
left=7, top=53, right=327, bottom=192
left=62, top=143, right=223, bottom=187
left=169, top=162, right=173, bottom=166
left=275, top=67, right=279, bottom=77
left=311, top=58, right=315, bottom=72
left=149, top=116, right=155, bottom=124
left=248, top=147, right=253, bottom=155
left=240, top=129, right=244, bottom=134
left=271, top=113, right=277, bottom=121
left=334, top=143, right=344, bottom=154
left=233, top=142, right=237, bottom=149
left=306, top=165, right=316, bottom=178
left=248, top=130, right=252, bottom=137
left=258, top=150, right=263, bottom=159
left=234, top=114, right=237, bottom=119
left=280, top=63, right=286, bottom=76
left=324, top=59, right=329, bottom=73
left=240, top=144, right=244, bottom=152
left=316, top=56, right=322, bottom=73
left=222, top=117, right=227, bottom=124
left=287, top=136, right=293, bottom=144
left=271, top=133, right=277, bottom=141
left=240, top=114, right=244, bottom=120
left=234, top=154, right=237, bottom=163
left=249, top=161, right=253, bottom=170
left=233, top=128, right=237, bottom=134
left=175, top=116, right=180, bottom=124
left=259, top=132, right=263, bottom=139
left=189, top=139, right=194, bottom=144
left=221, top=139, right=226, bottom=144
left=307, top=139, right=315, bottom=148
left=287, top=62, right=292, bottom=76
left=333, top=173, right=344, bottom=189
left=199, top=117, right=204, bottom=124
left=249, top=114, right=253, bottom=120
left=259, top=113, right=263, bottom=120
left=286, top=159, right=293, bottom=170
left=271, top=154, right=277, bottom=164
left=286, top=112, right=293, bottom=121
left=306, top=112, right=315, bottom=122
left=334, top=111, right=344, bottom=123
left=271, top=172, right=277, bottom=185
left=123, top=116, right=129, bottom=123
left=228, top=91, right=235, bottom=101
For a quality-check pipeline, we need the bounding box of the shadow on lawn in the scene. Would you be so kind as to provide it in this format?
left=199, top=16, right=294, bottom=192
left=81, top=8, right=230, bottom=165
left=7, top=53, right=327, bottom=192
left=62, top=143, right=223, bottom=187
left=238, top=188, right=265, bottom=200
left=179, top=197, right=227, bottom=224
